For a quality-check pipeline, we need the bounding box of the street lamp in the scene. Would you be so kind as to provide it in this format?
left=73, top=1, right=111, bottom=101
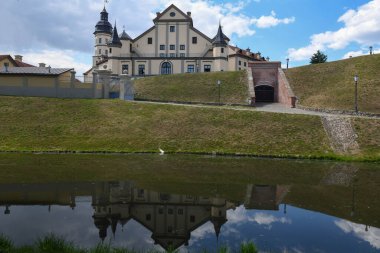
left=369, top=46, right=373, bottom=55
left=354, top=75, right=359, bottom=113
left=217, top=80, right=222, bottom=105
left=286, top=58, right=289, bottom=69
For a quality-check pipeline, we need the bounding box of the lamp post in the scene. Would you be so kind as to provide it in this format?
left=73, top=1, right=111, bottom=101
left=354, top=75, right=359, bottom=114
left=217, top=80, right=221, bottom=105
left=286, top=58, right=289, bottom=69
left=369, top=46, right=373, bottom=55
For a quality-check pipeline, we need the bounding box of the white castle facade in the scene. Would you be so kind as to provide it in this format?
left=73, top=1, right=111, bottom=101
left=84, top=4, right=265, bottom=78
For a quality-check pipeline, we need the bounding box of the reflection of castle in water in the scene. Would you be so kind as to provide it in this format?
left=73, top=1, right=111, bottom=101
left=0, top=182, right=288, bottom=250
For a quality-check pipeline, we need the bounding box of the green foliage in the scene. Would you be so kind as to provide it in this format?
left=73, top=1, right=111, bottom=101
left=310, top=50, right=328, bottom=64
left=134, top=71, right=249, bottom=105
left=240, top=242, right=258, bottom=253
left=286, top=54, right=380, bottom=114
left=0, top=235, right=14, bottom=253
left=36, top=234, right=83, bottom=253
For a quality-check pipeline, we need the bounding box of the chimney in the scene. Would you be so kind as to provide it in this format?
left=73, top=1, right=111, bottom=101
left=156, top=12, right=160, bottom=17
left=246, top=48, right=251, bottom=53
left=39, top=63, right=46, bottom=68
left=187, top=12, right=191, bottom=17
left=14, top=55, right=23, bottom=62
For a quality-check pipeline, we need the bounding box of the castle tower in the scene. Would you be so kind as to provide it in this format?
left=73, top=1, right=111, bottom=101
left=212, top=23, right=229, bottom=72
left=120, top=27, right=132, bottom=59
left=107, top=22, right=122, bottom=75
left=93, top=7, right=113, bottom=66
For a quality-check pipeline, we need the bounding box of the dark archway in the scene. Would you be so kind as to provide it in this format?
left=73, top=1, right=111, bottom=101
left=255, top=85, right=274, bottom=102
left=161, top=62, right=172, bottom=75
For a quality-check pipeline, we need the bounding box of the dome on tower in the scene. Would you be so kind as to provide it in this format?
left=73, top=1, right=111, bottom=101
left=94, top=7, right=113, bottom=35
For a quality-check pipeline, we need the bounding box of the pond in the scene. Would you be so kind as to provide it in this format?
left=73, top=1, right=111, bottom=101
left=0, top=154, right=379, bottom=252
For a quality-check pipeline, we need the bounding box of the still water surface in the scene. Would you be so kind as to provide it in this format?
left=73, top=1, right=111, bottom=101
left=0, top=154, right=379, bottom=252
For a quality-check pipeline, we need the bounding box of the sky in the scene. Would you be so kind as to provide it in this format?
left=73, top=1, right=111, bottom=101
left=1, top=0, right=379, bottom=75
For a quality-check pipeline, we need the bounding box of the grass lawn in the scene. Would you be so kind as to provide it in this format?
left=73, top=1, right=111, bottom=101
left=285, top=54, right=380, bottom=113
left=0, top=96, right=335, bottom=159
left=134, top=71, right=249, bottom=104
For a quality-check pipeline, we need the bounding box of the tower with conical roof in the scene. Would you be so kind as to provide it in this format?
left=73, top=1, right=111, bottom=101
left=93, top=6, right=113, bottom=66
left=212, top=23, right=229, bottom=71
left=107, top=22, right=123, bottom=75
left=119, top=27, right=132, bottom=59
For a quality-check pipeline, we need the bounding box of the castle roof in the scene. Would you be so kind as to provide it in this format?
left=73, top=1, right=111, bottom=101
left=108, top=22, right=122, bottom=47
left=94, top=7, right=113, bottom=35
left=120, top=29, right=132, bottom=40
left=212, top=24, right=228, bottom=47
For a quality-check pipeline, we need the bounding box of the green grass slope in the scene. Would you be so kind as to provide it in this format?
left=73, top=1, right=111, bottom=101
left=285, top=54, right=380, bottom=113
left=0, top=96, right=334, bottom=158
left=134, top=71, right=249, bottom=104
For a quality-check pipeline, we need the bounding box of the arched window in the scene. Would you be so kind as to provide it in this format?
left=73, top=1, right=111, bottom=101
left=161, top=62, right=172, bottom=75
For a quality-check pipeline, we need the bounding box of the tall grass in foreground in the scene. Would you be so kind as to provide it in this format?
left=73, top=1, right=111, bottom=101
left=0, top=235, right=258, bottom=253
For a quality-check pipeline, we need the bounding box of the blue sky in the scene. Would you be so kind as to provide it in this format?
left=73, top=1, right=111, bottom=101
left=0, top=0, right=379, bottom=74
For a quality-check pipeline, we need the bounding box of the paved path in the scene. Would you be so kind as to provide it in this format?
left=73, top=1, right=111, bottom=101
left=131, top=100, right=377, bottom=119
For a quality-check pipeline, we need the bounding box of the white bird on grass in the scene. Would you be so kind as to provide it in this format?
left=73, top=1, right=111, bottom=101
left=159, top=148, right=165, bottom=155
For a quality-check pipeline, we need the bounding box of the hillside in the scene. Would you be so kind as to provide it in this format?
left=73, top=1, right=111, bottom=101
left=285, top=54, right=380, bottom=113
left=0, top=96, right=379, bottom=161
left=134, top=71, right=249, bottom=105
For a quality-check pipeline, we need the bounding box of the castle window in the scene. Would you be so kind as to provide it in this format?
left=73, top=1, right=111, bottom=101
left=105, top=50, right=108, bottom=55
left=122, top=65, right=129, bottom=74
left=239, top=60, right=242, bottom=66
left=180, top=53, right=185, bottom=58
left=99, top=38, right=102, bottom=44
left=190, top=215, right=195, bottom=223
left=146, top=214, right=151, bottom=221
left=98, top=49, right=101, bottom=54
left=148, top=37, right=153, bottom=44
left=187, top=65, right=194, bottom=73
left=244, top=62, right=247, bottom=67
left=109, top=48, right=112, bottom=54
left=221, top=48, right=224, bottom=53
left=160, top=53, right=166, bottom=57
left=178, top=209, right=184, bottom=215
left=170, top=26, right=175, bottom=32
left=170, top=53, right=176, bottom=57
left=170, top=12, right=176, bottom=17
left=158, top=208, right=164, bottom=214
left=204, top=65, right=211, bottom=72
left=180, top=45, right=185, bottom=50
left=160, top=45, right=165, bottom=50
left=138, top=65, right=145, bottom=76
left=192, top=37, right=197, bottom=44
left=168, top=208, right=174, bottom=215
left=170, top=45, right=175, bottom=50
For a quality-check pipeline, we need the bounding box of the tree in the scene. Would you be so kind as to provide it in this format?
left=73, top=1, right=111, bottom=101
left=310, top=50, right=328, bottom=64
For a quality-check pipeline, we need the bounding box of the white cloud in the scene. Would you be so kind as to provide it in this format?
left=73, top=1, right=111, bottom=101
left=343, top=48, right=380, bottom=59
left=251, top=11, right=295, bottom=28
left=288, top=0, right=380, bottom=61
left=10, top=50, right=92, bottom=76
left=249, top=212, right=292, bottom=226
left=335, top=220, right=380, bottom=249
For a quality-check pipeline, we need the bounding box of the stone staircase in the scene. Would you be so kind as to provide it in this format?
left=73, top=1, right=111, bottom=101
left=321, top=116, right=360, bottom=154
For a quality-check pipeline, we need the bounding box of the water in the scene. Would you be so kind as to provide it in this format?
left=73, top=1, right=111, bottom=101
left=0, top=154, right=379, bottom=252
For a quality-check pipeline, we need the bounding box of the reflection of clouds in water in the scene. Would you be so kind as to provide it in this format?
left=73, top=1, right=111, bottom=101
left=188, top=221, right=215, bottom=247
left=249, top=213, right=292, bottom=226
left=226, top=206, right=291, bottom=227
left=335, top=220, right=380, bottom=249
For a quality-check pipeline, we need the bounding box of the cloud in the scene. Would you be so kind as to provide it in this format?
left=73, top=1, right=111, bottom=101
left=249, top=212, right=292, bottom=226
left=343, top=48, right=380, bottom=59
left=9, top=50, right=92, bottom=76
left=335, top=220, right=380, bottom=249
left=251, top=11, right=296, bottom=28
left=288, top=0, right=380, bottom=61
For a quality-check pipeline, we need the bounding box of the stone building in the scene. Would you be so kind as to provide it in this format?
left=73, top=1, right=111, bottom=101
left=84, top=4, right=265, bottom=78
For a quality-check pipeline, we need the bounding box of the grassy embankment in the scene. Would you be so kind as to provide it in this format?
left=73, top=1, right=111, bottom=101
left=134, top=71, right=249, bottom=105
left=0, top=96, right=379, bottom=161
left=285, top=54, right=380, bottom=113
left=0, top=235, right=258, bottom=253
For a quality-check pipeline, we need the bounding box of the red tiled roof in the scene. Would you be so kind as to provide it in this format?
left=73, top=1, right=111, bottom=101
left=0, top=55, right=35, bottom=67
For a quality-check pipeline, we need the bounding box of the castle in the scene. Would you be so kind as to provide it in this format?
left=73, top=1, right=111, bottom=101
left=84, top=4, right=265, bottom=78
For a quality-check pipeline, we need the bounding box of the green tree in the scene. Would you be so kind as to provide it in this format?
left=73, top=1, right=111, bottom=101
left=310, top=50, right=328, bottom=64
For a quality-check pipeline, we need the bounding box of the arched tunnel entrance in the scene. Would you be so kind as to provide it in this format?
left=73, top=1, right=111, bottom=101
left=255, top=85, right=274, bottom=102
